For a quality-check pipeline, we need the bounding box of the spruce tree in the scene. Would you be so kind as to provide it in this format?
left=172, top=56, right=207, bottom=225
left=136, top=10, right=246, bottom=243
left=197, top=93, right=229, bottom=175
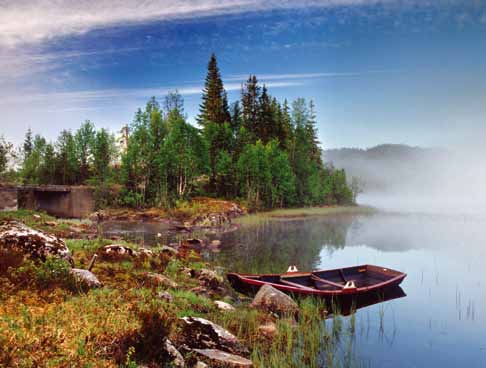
left=257, top=85, right=274, bottom=143
left=241, top=75, right=260, bottom=141
left=197, top=53, right=229, bottom=126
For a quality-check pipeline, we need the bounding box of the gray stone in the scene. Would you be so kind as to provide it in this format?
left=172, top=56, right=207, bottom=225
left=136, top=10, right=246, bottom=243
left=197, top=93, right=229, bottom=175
left=70, top=268, right=102, bottom=288
left=0, top=221, right=73, bottom=265
left=193, top=349, right=253, bottom=368
left=180, top=317, right=248, bottom=356
left=164, top=339, right=185, bottom=367
left=250, top=284, right=299, bottom=317
left=214, top=300, right=235, bottom=311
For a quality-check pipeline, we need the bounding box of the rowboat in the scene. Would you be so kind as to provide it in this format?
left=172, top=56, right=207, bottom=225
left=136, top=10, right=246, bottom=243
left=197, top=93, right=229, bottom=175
left=227, top=264, right=406, bottom=299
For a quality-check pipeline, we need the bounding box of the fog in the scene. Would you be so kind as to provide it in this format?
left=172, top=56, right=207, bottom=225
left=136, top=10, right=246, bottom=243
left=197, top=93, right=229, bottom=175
left=325, top=144, right=486, bottom=214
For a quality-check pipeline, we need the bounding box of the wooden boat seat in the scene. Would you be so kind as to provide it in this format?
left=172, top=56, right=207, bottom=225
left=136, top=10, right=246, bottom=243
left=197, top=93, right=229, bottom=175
left=311, top=274, right=345, bottom=289
left=279, top=278, right=317, bottom=291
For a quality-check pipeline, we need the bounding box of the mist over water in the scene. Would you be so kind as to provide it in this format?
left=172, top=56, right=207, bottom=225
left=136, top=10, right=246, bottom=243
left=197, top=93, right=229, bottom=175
left=326, top=144, right=486, bottom=215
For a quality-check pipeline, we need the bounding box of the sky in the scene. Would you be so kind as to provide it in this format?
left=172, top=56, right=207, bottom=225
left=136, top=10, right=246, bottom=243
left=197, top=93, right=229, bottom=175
left=0, top=0, right=485, bottom=149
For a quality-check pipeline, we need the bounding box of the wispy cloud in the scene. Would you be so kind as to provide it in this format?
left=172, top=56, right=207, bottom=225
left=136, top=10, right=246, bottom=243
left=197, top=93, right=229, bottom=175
left=0, top=0, right=392, bottom=47
left=0, top=81, right=302, bottom=107
left=226, top=69, right=401, bottom=82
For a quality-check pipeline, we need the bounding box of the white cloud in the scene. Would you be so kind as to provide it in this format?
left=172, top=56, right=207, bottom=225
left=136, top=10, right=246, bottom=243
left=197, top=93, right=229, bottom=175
left=0, top=0, right=391, bottom=47
left=0, top=81, right=302, bottom=107
left=226, top=70, right=400, bottom=81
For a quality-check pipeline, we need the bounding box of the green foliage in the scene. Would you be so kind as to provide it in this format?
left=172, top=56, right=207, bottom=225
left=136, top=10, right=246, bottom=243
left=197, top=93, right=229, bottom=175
left=11, top=257, right=76, bottom=290
left=13, top=53, right=354, bottom=210
left=0, top=135, right=13, bottom=179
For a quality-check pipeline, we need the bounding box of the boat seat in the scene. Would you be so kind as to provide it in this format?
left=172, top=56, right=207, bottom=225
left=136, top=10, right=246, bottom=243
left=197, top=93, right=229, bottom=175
left=310, top=274, right=344, bottom=289
left=280, top=278, right=316, bottom=291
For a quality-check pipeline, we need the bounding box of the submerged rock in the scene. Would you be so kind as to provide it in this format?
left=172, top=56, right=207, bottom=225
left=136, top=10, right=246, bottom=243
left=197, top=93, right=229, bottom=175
left=143, top=272, right=178, bottom=289
left=193, top=349, right=253, bottom=368
left=70, top=268, right=102, bottom=288
left=180, top=317, right=248, bottom=356
left=250, top=284, right=299, bottom=317
left=0, top=221, right=73, bottom=266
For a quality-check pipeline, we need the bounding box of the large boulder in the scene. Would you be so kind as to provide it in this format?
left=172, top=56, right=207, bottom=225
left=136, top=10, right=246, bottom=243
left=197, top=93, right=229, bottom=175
left=180, top=317, right=248, bottom=356
left=193, top=349, right=253, bottom=368
left=0, top=221, right=73, bottom=266
left=70, top=269, right=102, bottom=289
left=250, top=284, right=299, bottom=317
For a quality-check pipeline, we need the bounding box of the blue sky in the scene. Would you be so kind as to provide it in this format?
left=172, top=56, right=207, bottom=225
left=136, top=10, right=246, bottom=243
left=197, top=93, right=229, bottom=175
left=1, top=0, right=485, bottom=149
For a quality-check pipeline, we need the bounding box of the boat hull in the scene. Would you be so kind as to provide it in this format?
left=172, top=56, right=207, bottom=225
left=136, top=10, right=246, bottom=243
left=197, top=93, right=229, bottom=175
left=227, top=264, right=406, bottom=300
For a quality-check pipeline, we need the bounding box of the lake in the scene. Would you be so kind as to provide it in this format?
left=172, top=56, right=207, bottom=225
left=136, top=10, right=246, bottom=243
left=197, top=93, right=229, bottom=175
left=103, top=208, right=486, bottom=367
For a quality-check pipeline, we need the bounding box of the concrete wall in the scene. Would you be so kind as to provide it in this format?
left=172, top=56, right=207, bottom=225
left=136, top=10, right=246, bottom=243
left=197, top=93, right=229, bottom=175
left=17, top=186, right=95, bottom=218
left=0, top=185, right=18, bottom=211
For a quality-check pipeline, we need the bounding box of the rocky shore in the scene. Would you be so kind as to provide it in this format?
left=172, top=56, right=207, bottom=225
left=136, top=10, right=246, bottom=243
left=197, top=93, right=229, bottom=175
left=0, top=207, right=338, bottom=367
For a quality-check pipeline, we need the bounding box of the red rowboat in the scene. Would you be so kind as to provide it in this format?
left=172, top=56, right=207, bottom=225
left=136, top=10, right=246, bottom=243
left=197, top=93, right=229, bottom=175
left=227, top=264, right=406, bottom=298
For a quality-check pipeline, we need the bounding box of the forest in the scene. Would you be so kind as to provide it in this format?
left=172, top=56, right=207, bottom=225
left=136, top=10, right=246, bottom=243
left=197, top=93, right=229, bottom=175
left=0, top=54, right=354, bottom=210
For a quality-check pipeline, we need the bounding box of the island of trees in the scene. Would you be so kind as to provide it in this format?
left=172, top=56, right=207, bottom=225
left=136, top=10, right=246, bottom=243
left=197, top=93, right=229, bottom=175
left=0, top=54, right=354, bottom=210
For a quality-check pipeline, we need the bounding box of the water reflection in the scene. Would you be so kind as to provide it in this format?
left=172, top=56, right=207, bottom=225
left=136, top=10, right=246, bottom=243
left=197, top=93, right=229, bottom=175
left=101, top=211, right=486, bottom=367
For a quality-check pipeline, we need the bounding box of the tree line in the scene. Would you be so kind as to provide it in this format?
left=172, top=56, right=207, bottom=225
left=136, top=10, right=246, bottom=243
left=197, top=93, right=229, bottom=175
left=0, top=54, right=355, bottom=209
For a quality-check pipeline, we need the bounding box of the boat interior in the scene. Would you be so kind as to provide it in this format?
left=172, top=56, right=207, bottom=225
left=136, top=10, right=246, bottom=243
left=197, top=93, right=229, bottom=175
left=243, top=265, right=401, bottom=291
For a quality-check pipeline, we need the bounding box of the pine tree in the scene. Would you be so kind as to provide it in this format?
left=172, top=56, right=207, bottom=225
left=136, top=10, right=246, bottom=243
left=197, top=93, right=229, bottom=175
left=257, top=85, right=274, bottom=143
left=23, top=128, right=33, bottom=159
left=241, top=75, right=260, bottom=140
left=197, top=53, right=229, bottom=126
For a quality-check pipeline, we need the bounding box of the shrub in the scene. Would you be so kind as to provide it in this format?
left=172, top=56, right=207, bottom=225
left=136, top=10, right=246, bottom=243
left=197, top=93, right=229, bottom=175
left=11, top=257, right=76, bottom=290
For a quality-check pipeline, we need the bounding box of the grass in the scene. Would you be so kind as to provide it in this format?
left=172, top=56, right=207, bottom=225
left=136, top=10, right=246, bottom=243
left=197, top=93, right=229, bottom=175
left=0, top=209, right=366, bottom=367
left=236, top=205, right=375, bottom=226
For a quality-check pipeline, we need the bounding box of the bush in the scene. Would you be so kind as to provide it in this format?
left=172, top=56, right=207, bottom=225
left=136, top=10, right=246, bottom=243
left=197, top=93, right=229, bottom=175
left=11, top=257, right=76, bottom=290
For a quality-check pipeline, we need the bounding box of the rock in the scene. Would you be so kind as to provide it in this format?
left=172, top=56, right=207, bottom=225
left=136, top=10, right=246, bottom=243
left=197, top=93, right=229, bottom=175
left=180, top=317, right=248, bottom=356
left=180, top=267, right=193, bottom=277
left=33, top=214, right=41, bottom=220
left=157, top=290, right=173, bottom=303
left=197, top=268, right=223, bottom=290
left=258, top=322, right=277, bottom=338
left=98, top=244, right=136, bottom=259
left=193, top=349, right=252, bottom=368
left=160, top=245, right=179, bottom=257
left=70, top=268, right=102, bottom=288
left=137, top=248, right=153, bottom=258
left=143, top=272, right=178, bottom=289
left=0, top=221, right=73, bottom=266
left=195, top=361, right=209, bottom=368
left=250, top=284, right=299, bottom=317
left=192, top=213, right=229, bottom=228
left=185, top=238, right=204, bottom=247
left=214, top=300, right=235, bottom=311
left=164, top=339, right=185, bottom=367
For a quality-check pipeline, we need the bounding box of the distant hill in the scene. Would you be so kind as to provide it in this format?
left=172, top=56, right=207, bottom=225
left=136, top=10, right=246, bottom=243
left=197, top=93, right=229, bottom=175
left=323, top=144, right=448, bottom=193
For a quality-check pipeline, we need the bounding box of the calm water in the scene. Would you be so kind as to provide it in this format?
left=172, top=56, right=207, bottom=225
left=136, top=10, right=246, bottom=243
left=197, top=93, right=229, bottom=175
left=103, top=210, right=486, bottom=367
